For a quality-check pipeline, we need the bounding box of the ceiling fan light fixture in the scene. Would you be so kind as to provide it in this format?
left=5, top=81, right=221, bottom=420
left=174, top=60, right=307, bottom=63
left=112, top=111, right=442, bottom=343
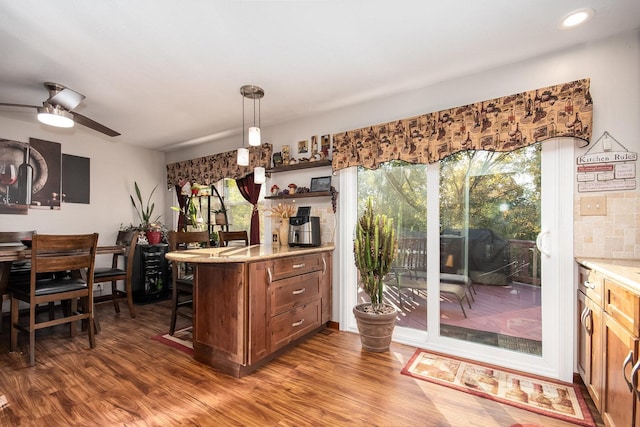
left=37, top=104, right=74, bottom=128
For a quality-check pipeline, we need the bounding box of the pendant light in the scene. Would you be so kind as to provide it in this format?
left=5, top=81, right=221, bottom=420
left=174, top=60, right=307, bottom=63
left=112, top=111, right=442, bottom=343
left=254, top=166, right=266, bottom=184
left=237, top=85, right=265, bottom=170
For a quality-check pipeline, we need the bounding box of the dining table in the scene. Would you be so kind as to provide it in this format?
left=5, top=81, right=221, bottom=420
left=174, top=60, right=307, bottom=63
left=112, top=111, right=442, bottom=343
left=0, top=244, right=127, bottom=332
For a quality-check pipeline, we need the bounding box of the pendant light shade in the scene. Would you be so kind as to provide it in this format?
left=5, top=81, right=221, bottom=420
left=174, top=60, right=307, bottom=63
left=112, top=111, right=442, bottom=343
left=254, top=166, right=266, bottom=184
left=248, top=126, right=261, bottom=146
left=237, top=147, right=249, bottom=166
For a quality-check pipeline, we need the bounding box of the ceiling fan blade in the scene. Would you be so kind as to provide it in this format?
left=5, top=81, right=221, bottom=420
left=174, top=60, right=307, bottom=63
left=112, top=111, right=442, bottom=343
left=0, top=102, right=39, bottom=110
left=72, top=112, right=121, bottom=137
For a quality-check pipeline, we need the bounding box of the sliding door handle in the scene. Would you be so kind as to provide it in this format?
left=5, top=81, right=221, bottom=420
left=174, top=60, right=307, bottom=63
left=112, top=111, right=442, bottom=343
left=536, top=230, right=551, bottom=257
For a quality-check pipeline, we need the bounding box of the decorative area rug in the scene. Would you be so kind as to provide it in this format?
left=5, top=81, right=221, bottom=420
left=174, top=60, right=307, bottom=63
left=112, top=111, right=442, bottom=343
left=151, top=327, right=194, bottom=355
left=402, top=349, right=595, bottom=427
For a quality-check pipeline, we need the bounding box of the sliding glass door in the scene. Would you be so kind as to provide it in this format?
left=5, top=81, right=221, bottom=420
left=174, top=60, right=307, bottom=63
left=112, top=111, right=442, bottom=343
left=348, top=140, right=573, bottom=380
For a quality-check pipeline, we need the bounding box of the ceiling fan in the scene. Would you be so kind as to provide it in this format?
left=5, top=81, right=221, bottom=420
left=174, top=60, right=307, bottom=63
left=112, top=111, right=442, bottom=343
left=0, top=82, right=120, bottom=137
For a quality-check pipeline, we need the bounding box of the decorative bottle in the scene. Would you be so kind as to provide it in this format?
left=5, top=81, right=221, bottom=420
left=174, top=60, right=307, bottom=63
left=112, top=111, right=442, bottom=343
left=17, top=143, right=33, bottom=205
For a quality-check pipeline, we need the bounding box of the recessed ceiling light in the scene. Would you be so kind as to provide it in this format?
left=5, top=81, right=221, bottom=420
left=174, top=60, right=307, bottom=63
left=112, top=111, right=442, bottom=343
left=560, top=8, right=594, bottom=29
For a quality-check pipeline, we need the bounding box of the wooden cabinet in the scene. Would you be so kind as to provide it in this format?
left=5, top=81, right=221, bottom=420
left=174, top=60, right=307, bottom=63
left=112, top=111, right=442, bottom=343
left=578, top=262, right=640, bottom=426
left=602, top=311, right=638, bottom=427
left=602, top=278, right=640, bottom=427
left=577, top=266, right=604, bottom=411
left=194, top=248, right=333, bottom=377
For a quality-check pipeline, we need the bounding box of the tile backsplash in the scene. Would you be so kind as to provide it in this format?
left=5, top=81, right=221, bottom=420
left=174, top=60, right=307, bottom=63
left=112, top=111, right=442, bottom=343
left=574, top=191, right=640, bottom=258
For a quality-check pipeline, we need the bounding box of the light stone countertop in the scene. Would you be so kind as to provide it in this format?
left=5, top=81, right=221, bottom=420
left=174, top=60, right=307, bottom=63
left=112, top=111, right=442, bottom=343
left=165, top=243, right=335, bottom=264
left=576, top=257, right=640, bottom=294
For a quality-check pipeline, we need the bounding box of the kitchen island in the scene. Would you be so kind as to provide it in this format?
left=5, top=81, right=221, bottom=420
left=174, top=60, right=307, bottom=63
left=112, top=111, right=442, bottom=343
left=165, top=243, right=334, bottom=377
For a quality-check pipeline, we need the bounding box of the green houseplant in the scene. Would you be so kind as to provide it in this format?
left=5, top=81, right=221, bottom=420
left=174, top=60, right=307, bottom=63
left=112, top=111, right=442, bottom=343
left=353, top=196, right=398, bottom=352
left=130, top=181, right=163, bottom=244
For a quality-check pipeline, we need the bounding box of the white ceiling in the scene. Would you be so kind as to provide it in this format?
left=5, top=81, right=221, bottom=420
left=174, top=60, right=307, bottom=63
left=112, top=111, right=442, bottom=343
left=1, top=1, right=639, bottom=152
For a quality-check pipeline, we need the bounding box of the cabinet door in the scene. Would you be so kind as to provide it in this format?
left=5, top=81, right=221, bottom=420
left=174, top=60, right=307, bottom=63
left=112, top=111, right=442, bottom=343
left=602, top=313, right=638, bottom=427
left=578, top=290, right=604, bottom=411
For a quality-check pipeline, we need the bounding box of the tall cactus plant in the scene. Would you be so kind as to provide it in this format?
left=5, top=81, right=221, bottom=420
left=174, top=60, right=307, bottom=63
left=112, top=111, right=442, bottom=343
left=354, top=197, right=398, bottom=312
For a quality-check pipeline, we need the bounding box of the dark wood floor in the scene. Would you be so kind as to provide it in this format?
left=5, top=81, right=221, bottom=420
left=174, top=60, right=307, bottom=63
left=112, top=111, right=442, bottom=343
left=0, top=301, right=602, bottom=426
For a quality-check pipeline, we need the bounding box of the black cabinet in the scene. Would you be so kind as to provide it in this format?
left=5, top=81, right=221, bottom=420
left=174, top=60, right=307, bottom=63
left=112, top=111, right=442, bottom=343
left=132, top=244, right=169, bottom=303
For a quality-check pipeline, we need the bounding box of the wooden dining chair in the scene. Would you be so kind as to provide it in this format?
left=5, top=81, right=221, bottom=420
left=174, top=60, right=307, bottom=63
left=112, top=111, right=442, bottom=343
left=167, top=230, right=210, bottom=335
left=92, top=230, right=139, bottom=319
left=218, top=230, right=249, bottom=247
left=0, top=231, right=34, bottom=333
left=9, top=232, right=99, bottom=366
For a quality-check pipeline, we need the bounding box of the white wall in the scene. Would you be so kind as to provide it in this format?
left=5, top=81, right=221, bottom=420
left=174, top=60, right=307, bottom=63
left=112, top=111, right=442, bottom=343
left=0, top=116, right=167, bottom=250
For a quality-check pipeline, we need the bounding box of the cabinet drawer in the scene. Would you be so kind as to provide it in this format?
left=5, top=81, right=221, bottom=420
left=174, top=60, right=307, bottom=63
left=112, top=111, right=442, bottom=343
left=578, top=266, right=604, bottom=308
left=271, top=271, right=321, bottom=317
left=270, top=300, right=321, bottom=351
left=270, top=253, right=323, bottom=281
left=604, top=279, right=640, bottom=336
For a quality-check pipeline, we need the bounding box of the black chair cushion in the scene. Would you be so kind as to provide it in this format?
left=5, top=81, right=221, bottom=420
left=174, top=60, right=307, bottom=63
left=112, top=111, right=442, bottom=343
left=9, top=277, right=88, bottom=297
left=94, top=267, right=126, bottom=278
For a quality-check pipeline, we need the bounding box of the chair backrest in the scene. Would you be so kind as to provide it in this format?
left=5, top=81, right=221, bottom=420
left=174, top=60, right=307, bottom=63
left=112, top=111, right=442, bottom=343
left=119, top=230, right=140, bottom=274
left=0, top=231, right=34, bottom=244
left=218, top=230, right=249, bottom=247
left=168, top=230, right=211, bottom=251
left=31, top=232, right=99, bottom=285
left=115, top=230, right=137, bottom=246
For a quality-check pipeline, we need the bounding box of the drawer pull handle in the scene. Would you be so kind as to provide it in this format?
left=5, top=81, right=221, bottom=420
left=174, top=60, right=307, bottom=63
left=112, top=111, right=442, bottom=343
left=583, top=280, right=595, bottom=290
left=623, top=350, right=634, bottom=392
left=292, top=288, right=306, bottom=295
left=585, top=309, right=592, bottom=335
left=292, top=319, right=305, bottom=327
left=267, top=268, right=273, bottom=284
left=293, top=263, right=305, bottom=269
left=322, top=257, right=326, bottom=275
left=580, top=307, right=592, bottom=335
left=632, top=359, right=640, bottom=400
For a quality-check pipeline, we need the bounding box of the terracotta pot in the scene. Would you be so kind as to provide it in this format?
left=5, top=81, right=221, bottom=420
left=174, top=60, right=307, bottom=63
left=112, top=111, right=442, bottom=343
left=352, top=303, right=397, bottom=352
left=146, top=230, right=162, bottom=245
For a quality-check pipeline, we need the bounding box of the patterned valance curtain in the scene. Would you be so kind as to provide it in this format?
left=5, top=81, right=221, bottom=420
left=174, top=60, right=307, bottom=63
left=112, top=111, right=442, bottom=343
left=166, top=143, right=273, bottom=187
left=331, top=79, right=592, bottom=172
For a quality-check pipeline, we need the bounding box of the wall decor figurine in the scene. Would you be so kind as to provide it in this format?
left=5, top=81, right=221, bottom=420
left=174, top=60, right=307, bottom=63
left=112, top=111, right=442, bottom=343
left=272, top=152, right=283, bottom=167
left=321, top=134, right=331, bottom=159
left=297, top=140, right=308, bottom=154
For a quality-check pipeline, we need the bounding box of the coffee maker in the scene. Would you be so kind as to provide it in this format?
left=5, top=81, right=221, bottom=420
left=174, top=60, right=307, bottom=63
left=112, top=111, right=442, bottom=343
left=288, top=206, right=321, bottom=247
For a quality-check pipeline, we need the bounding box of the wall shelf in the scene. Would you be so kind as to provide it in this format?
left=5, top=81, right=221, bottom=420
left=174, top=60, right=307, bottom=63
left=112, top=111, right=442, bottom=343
left=265, top=191, right=331, bottom=200
left=266, top=159, right=331, bottom=173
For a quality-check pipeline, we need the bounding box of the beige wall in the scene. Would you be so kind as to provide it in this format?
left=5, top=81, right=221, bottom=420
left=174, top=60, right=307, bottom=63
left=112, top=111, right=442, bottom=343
left=574, top=192, right=640, bottom=258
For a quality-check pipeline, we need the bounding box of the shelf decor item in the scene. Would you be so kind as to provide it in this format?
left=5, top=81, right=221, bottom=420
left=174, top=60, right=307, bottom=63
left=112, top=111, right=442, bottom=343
left=268, top=203, right=296, bottom=246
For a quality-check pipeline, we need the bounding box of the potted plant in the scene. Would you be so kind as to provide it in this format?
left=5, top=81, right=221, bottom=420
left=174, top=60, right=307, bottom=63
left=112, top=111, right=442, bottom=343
left=353, top=196, right=398, bottom=352
left=130, top=181, right=163, bottom=244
